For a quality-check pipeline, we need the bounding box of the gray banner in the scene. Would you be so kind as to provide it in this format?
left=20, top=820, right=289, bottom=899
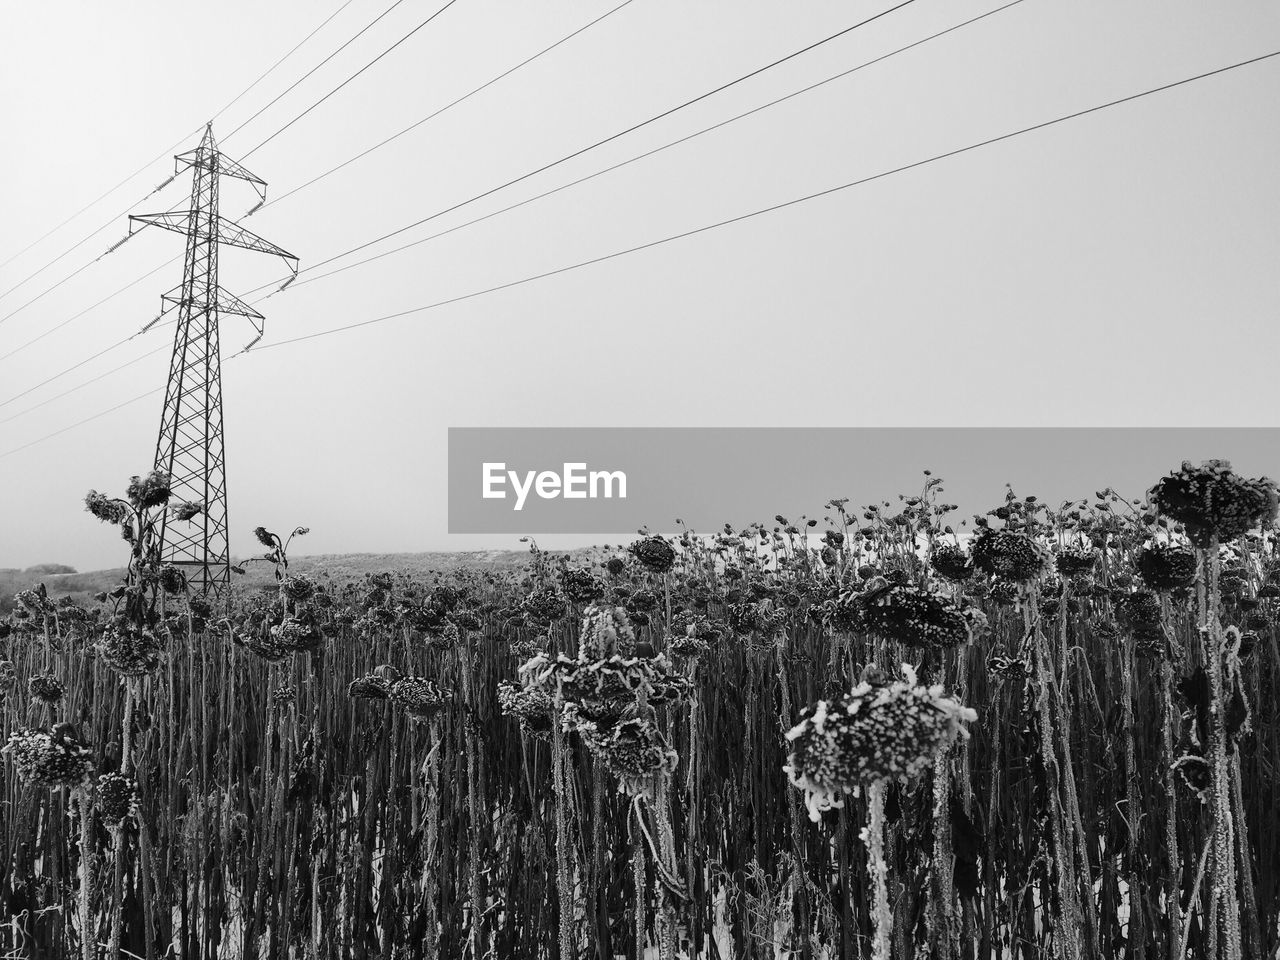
left=447, top=427, right=1280, bottom=534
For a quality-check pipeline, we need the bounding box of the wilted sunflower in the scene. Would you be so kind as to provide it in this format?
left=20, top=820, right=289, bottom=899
left=498, top=680, right=556, bottom=739
left=1137, top=543, right=1198, bottom=591
left=1148, top=460, right=1279, bottom=547
left=126, top=471, right=172, bottom=509
left=270, top=616, right=322, bottom=653
left=28, top=675, right=65, bottom=704
left=97, top=623, right=164, bottom=675
left=784, top=664, right=976, bottom=822
left=1054, top=546, right=1096, bottom=578
left=84, top=491, right=130, bottom=525
left=4, top=727, right=93, bottom=789
left=389, top=676, right=451, bottom=721
left=236, top=630, right=289, bottom=663
left=575, top=714, right=677, bottom=798
left=170, top=501, right=204, bottom=522
left=97, top=771, right=138, bottom=826
left=348, top=674, right=391, bottom=700
left=1117, top=591, right=1162, bottom=631
left=629, top=536, right=676, bottom=574
left=856, top=583, right=972, bottom=649
left=930, top=544, right=973, bottom=582
left=280, top=576, right=317, bottom=604
left=520, top=587, right=568, bottom=627
left=971, top=529, right=1053, bottom=584
left=562, top=568, right=606, bottom=605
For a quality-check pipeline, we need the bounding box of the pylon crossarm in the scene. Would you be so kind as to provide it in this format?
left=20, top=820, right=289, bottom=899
left=214, top=154, right=268, bottom=201
left=129, top=211, right=193, bottom=237
left=217, top=216, right=298, bottom=266
left=158, top=285, right=264, bottom=321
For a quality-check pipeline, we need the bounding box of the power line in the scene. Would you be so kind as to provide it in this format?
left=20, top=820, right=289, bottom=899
left=259, top=0, right=1027, bottom=298
left=0, top=128, right=198, bottom=275
left=242, top=0, right=465, bottom=159
left=245, top=48, right=1280, bottom=351
left=0, top=314, right=177, bottom=412
left=7, top=48, right=1277, bottom=459
left=256, top=0, right=640, bottom=211
left=251, top=0, right=918, bottom=283
left=0, top=387, right=163, bottom=459
left=223, top=0, right=415, bottom=142
left=0, top=344, right=170, bottom=426
left=212, top=0, right=364, bottom=128
left=0, top=255, right=179, bottom=363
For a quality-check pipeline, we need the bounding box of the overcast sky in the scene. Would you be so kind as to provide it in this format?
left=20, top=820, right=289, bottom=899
left=1, top=0, right=1278, bottom=571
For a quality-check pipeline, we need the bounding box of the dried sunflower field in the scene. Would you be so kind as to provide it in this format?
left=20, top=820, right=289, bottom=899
left=2, top=459, right=1280, bottom=960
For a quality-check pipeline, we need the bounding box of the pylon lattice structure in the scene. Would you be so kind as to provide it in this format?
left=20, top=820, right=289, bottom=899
left=129, top=124, right=297, bottom=596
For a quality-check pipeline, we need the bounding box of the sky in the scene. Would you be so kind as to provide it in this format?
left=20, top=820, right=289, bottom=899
left=1, top=0, right=1278, bottom=571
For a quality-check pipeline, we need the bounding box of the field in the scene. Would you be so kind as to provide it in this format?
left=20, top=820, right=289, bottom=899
left=2, top=461, right=1279, bottom=960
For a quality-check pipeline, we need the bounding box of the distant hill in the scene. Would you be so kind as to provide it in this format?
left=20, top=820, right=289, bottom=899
left=0, top=548, right=610, bottom=613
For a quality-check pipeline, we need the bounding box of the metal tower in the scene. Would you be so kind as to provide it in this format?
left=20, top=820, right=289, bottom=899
left=129, top=123, right=297, bottom=596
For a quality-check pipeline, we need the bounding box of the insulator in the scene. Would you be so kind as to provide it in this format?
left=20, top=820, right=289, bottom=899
left=278, top=275, right=296, bottom=292
left=245, top=200, right=265, bottom=217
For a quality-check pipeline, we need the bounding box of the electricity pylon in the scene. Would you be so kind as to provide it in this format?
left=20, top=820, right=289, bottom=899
left=129, top=123, right=297, bottom=596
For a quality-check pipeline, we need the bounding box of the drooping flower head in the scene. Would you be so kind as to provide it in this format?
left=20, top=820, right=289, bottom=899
left=4, top=728, right=93, bottom=789
left=561, top=568, right=606, bottom=605
left=629, top=536, right=676, bottom=574
left=1148, top=460, right=1279, bottom=547
left=575, top=715, right=677, bottom=799
left=498, top=680, right=556, bottom=739
left=270, top=616, right=322, bottom=653
left=520, top=587, right=568, bottom=627
left=971, top=529, right=1053, bottom=585
left=854, top=583, right=973, bottom=649
left=170, top=501, right=204, bottom=522
left=930, top=544, right=973, bottom=583
left=1054, top=546, right=1096, bottom=578
left=126, top=471, right=172, bottom=510
left=97, top=772, right=138, bottom=826
left=784, top=664, right=976, bottom=822
left=388, top=676, right=451, bottom=722
left=280, top=576, right=317, bottom=604
left=28, top=675, right=65, bottom=704
left=84, top=491, right=130, bottom=525
left=1135, top=543, right=1197, bottom=592
left=97, top=623, right=164, bottom=676
left=347, top=674, right=391, bottom=700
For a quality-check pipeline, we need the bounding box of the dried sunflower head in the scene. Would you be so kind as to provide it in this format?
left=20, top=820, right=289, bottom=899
left=930, top=544, right=973, bottom=582
left=1137, top=543, right=1198, bottom=592
left=629, top=536, right=676, bottom=574
left=971, top=529, right=1053, bottom=584
left=784, top=664, right=976, bottom=822
left=4, top=728, right=93, bottom=789
left=97, top=624, right=164, bottom=676
left=126, top=471, right=172, bottom=510
left=1148, top=460, right=1279, bottom=547
left=498, top=680, right=556, bottom=740
left=561, top=568, right=606, bottom=605
left=28, top=674, right=65, bottom=704
left=389, top=676, right=451, bottom=722
left=97, top=772, right=138, bottom=826
left=856, top=584, right=972, bottom=650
